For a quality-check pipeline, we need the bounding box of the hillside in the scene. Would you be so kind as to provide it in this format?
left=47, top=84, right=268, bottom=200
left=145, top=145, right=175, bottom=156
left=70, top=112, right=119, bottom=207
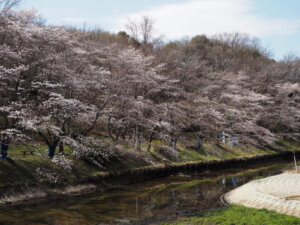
left=0, top=9, right=299, bottom=177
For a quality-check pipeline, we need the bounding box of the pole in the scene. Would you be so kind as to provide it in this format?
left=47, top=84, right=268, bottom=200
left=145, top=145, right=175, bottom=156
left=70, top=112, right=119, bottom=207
left=294, top=151, right=298, bottom=173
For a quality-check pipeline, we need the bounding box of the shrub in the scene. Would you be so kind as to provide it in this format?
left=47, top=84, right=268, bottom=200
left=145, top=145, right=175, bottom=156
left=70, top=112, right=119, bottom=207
left=156, top=145, right=180, bottom=161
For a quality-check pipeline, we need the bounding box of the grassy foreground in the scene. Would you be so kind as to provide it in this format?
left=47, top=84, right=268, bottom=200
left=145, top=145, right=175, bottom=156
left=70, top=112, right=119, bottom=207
left=164, top=205, right=300, bottom=225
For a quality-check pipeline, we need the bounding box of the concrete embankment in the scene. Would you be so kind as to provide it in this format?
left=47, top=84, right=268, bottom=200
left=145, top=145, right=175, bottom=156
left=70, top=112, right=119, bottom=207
left=225, top=173, right=300, bottom=218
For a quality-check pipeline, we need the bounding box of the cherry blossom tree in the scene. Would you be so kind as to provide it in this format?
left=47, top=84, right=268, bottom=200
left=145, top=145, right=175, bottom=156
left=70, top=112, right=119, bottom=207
left=0, top=9, right=110, bottom=157
left=103, top=47, right=185, bottom=151
left=1, top=6, right=299, bottom=163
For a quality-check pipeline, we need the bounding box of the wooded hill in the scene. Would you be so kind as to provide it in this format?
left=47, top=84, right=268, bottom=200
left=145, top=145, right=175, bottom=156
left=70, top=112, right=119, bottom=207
left=0, top=7, right=299, bottom=165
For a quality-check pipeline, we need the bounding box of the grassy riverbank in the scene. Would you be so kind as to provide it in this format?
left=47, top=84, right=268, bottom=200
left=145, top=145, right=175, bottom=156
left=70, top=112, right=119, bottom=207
left=0, top=139, right=299, bottom=205
left=164, top=205, right=300, bottom=225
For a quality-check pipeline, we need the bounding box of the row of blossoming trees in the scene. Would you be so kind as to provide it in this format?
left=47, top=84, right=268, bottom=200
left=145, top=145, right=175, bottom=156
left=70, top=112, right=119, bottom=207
left=0, top=9, right=186, bottom=161
left=0, top=9, right=299, bottom=164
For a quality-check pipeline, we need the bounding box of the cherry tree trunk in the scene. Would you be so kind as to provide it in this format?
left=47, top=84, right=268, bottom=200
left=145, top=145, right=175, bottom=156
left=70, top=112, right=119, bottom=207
left=0, top=142, right=9, bottom=159
left=147, top=132, right=155, bottom=152
left=48, top=143, right=58, bottom=158
left=58, top=142, right=64, bottom=154
left=147, top=142, right=151, bottom=152
left=135, top=134, right=141, bottom=151
left=172, top=138, right=177, bottom=151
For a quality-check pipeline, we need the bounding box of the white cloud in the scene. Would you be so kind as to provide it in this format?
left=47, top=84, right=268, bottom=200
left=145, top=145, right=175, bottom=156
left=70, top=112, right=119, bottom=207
left=116, top=0, right=300, bottom=39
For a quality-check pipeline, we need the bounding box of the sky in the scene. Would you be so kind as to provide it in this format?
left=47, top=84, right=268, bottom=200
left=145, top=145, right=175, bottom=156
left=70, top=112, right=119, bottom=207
left=19, top=0, right=300, bottom=60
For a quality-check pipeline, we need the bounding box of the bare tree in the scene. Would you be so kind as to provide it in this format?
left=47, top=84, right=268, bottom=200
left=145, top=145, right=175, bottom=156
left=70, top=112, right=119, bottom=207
left=140, top=16, right=154, bottom=44
left=125, top=16, right=155, bottom=45
left=125, top=19, right=139, bottom=41
left=0, top=0, right=21, bottom=10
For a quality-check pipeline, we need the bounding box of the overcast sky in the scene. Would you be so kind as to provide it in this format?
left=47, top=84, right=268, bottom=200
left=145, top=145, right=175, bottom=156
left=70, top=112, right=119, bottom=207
left=20, top=0, right=300, bottom=60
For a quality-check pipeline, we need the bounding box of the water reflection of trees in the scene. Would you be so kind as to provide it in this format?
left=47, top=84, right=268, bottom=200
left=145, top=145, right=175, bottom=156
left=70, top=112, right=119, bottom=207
left=0, top=163, right=290, bottom=225
left=135, top=171, right=279, bottom=219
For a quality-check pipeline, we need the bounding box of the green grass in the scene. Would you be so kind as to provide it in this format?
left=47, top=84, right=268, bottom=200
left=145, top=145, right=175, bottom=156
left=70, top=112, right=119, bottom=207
left=0, top=143, right=101, bottom=189
left=175, top=141, right=281, bottom=162
left=0, top=139, right=297, bottom=194
left=276, top=140, right=300, bottom=151
left=179, top=145, right=218, bottom=161
left=164, top=205, right=300, bottom=225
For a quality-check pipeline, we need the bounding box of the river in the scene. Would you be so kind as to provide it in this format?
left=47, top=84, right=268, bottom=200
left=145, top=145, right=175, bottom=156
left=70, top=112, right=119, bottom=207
left=0, top=159, right=294, bottom=225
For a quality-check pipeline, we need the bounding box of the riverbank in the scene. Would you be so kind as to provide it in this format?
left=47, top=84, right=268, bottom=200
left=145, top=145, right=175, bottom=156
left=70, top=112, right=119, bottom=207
left=0, top=159, right=297, bottom=225
left=0, top=184, right=97, bottom=206
left=0, top=151, right=296, bottom=208
left=0, top=140, right=299, bottom=207
left=225, top=173, right=300, bottom=218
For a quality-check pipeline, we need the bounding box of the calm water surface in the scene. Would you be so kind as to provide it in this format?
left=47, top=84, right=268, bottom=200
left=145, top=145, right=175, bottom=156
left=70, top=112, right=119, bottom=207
left=0, top=160, right=294, bottom=225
